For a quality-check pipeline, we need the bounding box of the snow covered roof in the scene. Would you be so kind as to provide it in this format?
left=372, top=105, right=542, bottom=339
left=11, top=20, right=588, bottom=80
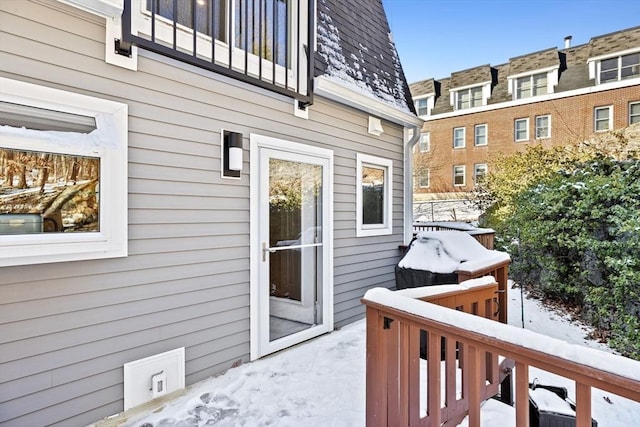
left=398, top=230, right=511, bottom=273
left=315, top=0, right=416, bottom=114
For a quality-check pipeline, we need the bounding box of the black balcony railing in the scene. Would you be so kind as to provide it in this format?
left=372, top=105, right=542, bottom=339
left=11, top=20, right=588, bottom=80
left=123, top=0, right=314, bottom=105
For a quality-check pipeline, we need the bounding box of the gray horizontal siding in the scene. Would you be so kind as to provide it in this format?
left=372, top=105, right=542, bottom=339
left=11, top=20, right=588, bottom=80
left=0, top=0, right=407, bottom=425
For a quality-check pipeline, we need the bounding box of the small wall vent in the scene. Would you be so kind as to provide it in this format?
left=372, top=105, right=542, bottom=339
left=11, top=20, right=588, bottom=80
left=123, top=348, right=185, bottom=411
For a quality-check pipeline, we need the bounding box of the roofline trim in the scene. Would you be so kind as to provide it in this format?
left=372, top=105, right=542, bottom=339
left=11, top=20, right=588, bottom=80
left=57, top=0, right=123, bottom=18
left=314, top=76, right=423, bottom=127
left=507, top=65, right=560, bottom=80
left=588, top=46, right=640, bottom=63
left=420, top=78, right=640, bottom=121
left=449, top=80, right=492, bottom=92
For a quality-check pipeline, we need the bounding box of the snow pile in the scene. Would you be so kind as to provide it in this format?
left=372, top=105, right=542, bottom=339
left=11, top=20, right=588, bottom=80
left=398, top=230, right=510, bottom=273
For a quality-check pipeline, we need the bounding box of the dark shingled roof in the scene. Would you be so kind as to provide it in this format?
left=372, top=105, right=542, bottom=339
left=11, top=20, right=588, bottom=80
left=508, top=48, right=560, bottom=75
left=315, top=0, right=415, bottom=114
left=409, top=78, right=436, bottom=96
left=589, top=26, right=640, bottom=58
left=450, top=65, right=492, bottom=89
left=409, top=26, right=640, bottom=115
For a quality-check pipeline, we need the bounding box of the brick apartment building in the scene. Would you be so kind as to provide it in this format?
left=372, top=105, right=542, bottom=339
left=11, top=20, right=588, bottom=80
left=410, top=26, right=640, bottom=197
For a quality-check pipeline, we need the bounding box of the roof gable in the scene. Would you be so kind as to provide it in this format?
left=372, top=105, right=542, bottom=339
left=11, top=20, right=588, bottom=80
left=315, top=0, right=415, bottom=114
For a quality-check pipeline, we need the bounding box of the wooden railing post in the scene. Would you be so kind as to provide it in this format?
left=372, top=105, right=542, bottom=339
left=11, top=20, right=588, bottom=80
left=467, top=345, right=481, bottom=427
left=515, top=361, right=530, bottom=427
left=576, top=383, right=592, bottom=427
left=427, top=331, right=441, bottom=426
left=366, top=306, right=384, bottom=427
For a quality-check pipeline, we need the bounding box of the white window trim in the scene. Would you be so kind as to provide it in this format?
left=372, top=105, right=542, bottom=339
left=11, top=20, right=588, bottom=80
left=514, top=117, right=529, bottom=142
left=453, top=127, right=466, bottom=149
left=0, top=77, right=128, bottom=267
left=589, top=48, right=640, bottom=84
left=630, top=101, right=640, bottom=125
left=128, top=0, right=307, bottom=92
left=474, top=163, right=487, bottom=185
left=418, top=169, right=430, bottom=188
left=535, top=115, right=551, bottom=139
left=594, top=105, right=613, bottom=132
left=356, top=153, right=393, bottom=237
left=450, top=83, right=490, bottom=111
left=453, top=165, right=465, bottom=187
left=474, top=124, right=488, bottom=146
left=419, top=132, right=430, bottom=152
left=507, top=66, right=558, bottom=98
left=414, top=94, right=435, bottom=117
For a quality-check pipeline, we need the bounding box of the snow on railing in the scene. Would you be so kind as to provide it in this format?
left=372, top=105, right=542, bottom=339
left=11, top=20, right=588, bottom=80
left=361, top=285, right=640, bottom=427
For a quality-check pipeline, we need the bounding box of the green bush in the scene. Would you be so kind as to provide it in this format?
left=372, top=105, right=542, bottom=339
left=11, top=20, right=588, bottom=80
left=497, top=158, right=640, bottom=359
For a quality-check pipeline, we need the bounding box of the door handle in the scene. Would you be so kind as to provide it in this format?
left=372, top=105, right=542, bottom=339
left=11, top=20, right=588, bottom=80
left=262, top=242, right=275, bottom=262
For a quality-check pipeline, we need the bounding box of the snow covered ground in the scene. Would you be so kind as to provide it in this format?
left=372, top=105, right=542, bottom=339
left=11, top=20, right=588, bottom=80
left=117, top=285, right=640, bottom=427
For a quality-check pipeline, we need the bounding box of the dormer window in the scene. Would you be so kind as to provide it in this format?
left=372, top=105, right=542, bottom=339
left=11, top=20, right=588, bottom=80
left=456, top=87, right=483, bottom=110
left=516, top=72, right=547, bottom=99
left=599, top=53, right=640, bottom=83
left=415, top=98, right=428, bottom=116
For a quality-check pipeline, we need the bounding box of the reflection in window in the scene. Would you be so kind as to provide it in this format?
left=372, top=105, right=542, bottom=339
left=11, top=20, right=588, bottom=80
left=356, top=153, right=392, bottom=237
left=0, top=148, right=100, bottom=234
left=362, top=165, right=385, bottom=225
left=453, top=165, right=465, bottom=186
left=595, top=106, right=612, bottom=132
left=236, top=0, right=289, bottom=66
left=147, top=0, right=227, bottom=41
left=516, top=72, right=547, bottom=99
left=600, top=53, right=640, bottom=83
left=269, top=158, right=321, bottom=247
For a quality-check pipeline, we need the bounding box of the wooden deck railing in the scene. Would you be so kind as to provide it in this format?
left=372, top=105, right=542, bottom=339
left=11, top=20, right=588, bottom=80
left=362, top=285, right=640, bottom=427
left=455, top=259, right=509, bottom=324
left=413, top=222, right=495, bottom=250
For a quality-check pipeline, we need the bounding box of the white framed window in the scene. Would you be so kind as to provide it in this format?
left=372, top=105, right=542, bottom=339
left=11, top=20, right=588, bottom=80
left=419, top=132, right=430, bottom=152
left=130, top=0, right=305, bottom=89
left=594, top=106, right=612, bottom=132
left=417, top=170, right=430, bottom=188
left=535, top=115, right=551, bottom=139
left=453, top=127, right=465, bottom=148
left=415, top=98, right=428, bottom=116
left=456, top=87, right=483, bottom=110
left=516, top=72, right=548, bottom=99
left=630, top=102, right=640, bottom=125
left=474, top=124, right=487, bottom=146
left=599, top=53, right=640, bottom=83
left=453, top=165, right=465, bottom=187
left=514, top=118, right=529, bottom=142
left=0, top=77, right=128, bottom=267
left=474, top=164, right=488, bottom=186
left=356, top=154, right=392, bottom=237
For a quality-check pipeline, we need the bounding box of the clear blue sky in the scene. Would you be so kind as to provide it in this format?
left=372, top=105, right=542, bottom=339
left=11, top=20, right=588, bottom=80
left=382, top=0, right=640, bottom=83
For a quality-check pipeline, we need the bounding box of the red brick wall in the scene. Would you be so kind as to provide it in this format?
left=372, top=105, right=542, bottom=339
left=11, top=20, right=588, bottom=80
left=416, top=85, right=640, bottom=194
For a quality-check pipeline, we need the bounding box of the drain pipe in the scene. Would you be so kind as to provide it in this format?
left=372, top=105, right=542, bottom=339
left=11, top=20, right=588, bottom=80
left=404, top=124, right=421, bottom=245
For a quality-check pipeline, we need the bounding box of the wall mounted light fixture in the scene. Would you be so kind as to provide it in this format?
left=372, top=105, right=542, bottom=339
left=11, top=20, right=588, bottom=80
left=222, top=130, right=243, bottom=179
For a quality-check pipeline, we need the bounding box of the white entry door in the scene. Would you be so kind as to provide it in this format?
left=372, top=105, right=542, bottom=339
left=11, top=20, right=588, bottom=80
left=250, top=134, right=333, bottom=359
